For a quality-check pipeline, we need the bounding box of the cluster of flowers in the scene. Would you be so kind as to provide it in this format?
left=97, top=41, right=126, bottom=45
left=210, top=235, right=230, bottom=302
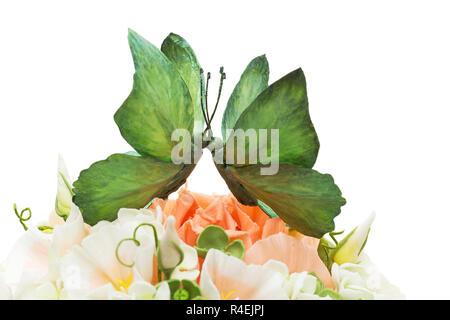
left=0, top=158, right=403, bottom=300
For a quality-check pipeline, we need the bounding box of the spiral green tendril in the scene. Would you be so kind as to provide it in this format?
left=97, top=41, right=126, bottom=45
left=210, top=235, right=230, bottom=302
left=13, top=204, right=32, bottom=231
left=115, top=222, right=159, bottom=268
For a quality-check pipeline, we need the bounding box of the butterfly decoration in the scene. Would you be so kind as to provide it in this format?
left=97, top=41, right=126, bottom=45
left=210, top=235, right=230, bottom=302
left=72, top=29, right=346, bottom=238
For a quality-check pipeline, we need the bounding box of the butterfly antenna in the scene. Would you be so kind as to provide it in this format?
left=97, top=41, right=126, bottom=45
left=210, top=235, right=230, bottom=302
left=205, top=72, right=211, bottom=124
left=209, top=66, right=226, bottom=125
left=199, top=68, right=210, bottom=128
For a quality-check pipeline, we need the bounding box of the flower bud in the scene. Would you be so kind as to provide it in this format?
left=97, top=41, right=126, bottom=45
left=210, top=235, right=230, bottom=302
left=334, top=212, right=375, bottom=265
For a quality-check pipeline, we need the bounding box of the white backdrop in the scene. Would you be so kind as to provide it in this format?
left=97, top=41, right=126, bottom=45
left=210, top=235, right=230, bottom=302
left=1, top=0, right=449, bottom=299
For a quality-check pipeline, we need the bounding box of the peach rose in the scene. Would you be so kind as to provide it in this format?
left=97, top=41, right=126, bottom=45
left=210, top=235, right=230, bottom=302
left=151, top=188, right=292, bottom=250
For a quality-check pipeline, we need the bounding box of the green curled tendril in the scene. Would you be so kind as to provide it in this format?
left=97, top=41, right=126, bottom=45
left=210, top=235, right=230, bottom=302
left=115, top=237, right=140, bottom=268
left=329, top=230, right=344, bottom=245
left=133, top=223, right=159, bottom=250
left=115, top=222, right=159, bottom=268
left=13, top=204, right=32, bottom=231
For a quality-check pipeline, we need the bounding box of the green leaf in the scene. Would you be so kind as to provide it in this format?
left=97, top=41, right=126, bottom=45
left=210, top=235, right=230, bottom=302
left=161, top=33, right=204, bottom=133
left=196, top=225, right=229, bottom=251
left=221, top=55, right=269, bottom=141
left=317, top=237, right=336, bottom=271
left=310, top=271, right=342, bottom=299
left=114, top=29, right=194, bottom=161
left=318, top=288, right=342, bottom=300
left=72, top=153, right=195, bottom=225
left=181, top=279, right=202, bottom=299
left=226, top=68, right=319, bottom=168
left=223, top=164, right=346, bottom=238
left=225, top=239, right=245, bottom=259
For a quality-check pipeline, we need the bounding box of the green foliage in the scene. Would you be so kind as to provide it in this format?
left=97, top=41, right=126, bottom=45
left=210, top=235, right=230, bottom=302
left=195, top=225, right=245, bottom=259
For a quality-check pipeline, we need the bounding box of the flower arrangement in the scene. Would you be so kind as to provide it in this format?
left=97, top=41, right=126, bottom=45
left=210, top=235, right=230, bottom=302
left=0, top=30, right=403, bottom=300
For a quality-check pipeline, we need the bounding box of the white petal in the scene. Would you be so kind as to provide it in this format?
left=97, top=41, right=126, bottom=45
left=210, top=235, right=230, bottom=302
left=155, top=281, right=171, bottom=300
left=159, top=216, right=182, bottom=269
left=0, top=276, right=11, bottom=300
left=171, top=269, right=200, bottom=282
left=4, top=228, right=52, bottom=286
left=128, top=281, right=156, bottom=300
left=201, top=249, right=287, bottom=300
left=179, top=243, right=199, bottom=270
left=34, top=282, right=59, bottom=300
left=50, top=204, right=87, bottom=258
left=263, top=259, right=289, bottom=277
left=134, top=244, right=154, bottom=283
left=80, top=224, right=133, bottom=283
left=60, top=246, right=110, bottom=296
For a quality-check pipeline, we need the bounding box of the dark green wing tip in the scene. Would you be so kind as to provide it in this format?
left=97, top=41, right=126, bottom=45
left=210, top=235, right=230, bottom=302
left=253, top=54, right=269, bottom=65
left=162, top=32, right=188, bottom=47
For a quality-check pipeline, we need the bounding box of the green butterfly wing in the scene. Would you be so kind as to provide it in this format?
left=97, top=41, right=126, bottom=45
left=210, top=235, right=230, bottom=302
left=114, top=29, right=194, bottom=162
left=73, top=154, right=195, bottom=225
left=221, top=55, right=269, bottom=142
left=224, top=68, right=319, bottom=168
left=221, top=164, right=345, bottom=238
left=73, top=30, right=201, bottom=225
left=161, top=33, right=205, bottom=134
left=216, top=65, right=345, bottom=238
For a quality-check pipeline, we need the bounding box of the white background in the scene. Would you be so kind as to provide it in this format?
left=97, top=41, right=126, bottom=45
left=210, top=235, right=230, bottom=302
left=1, top=0, right=449, bottom=299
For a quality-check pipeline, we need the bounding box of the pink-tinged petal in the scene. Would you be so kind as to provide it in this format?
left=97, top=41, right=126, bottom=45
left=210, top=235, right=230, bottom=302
left=261, top=218, right=289, bottom=239
left=4, top=229, right=52, bottom=285
left=200, top=249, right=287, bottom=300
left=50, top=205, right=87, bottom=258
left=245, top=233, right=335, bottom=289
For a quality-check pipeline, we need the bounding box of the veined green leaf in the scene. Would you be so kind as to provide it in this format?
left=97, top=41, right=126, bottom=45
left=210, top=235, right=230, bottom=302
left=114, top=29, right=194, bottom=161
left=73, top=153, right=195, bottom=225
left=223, top=164, right=346, bottom=238
left=221, top=55, right=269, bottom=141
left=227, top=68, right=319, bottom=169
left=161, top=33, right=204, bottom=133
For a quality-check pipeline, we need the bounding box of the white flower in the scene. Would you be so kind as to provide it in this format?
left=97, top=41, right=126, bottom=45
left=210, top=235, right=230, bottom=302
left=2, top=204, right=87, bottom=298
left=332, top=253, right=404, bottom=300
left=263, top=260, right=332, bottom=300
left=200, top=249, right=287, bottom=300
left=59, top=207, right=163, bottom=299
left=158, top=215, right=199, bottom=281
